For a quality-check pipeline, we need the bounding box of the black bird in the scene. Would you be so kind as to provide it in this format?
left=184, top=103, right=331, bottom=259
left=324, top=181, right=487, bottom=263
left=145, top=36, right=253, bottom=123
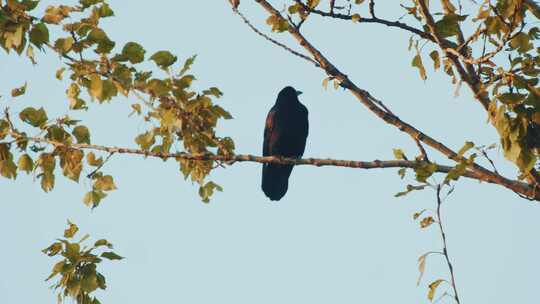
left=262, top=86, right=309, bottom=201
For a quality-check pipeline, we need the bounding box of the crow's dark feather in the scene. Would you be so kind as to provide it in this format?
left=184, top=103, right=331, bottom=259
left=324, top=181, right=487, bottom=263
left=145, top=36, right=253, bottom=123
left=261, top=86, right=309, bottom=201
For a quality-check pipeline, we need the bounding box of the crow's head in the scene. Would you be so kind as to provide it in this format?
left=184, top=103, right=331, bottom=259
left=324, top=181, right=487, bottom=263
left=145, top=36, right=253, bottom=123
left=276, top=86, right=302, bottom=105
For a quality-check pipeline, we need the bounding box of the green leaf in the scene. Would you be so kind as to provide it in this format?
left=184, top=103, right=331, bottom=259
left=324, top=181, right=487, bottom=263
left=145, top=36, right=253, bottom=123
left=18, top=154, right=34, bottom=173
left=81, top=273, right=99, bottom=293
left=117, top=42, right=145, bottom=64
left=54, top=37, right=74, bottom=53
left=89, top=74, right=103, bottom=100
left=428, top=279, right=444, bottom=301
left=0, top=144, right=17, bottom=179
left=395, top=184, right=426, bottom=197
left=60, top=149, right=84, bottom=182
left=203, top=87, right=223, bottom=98
left=412, top=54, right=427, bottom=80
left=135, top=131, right=155, bottom=150
left=509, top=32, right=533, bottom=53
left=83, top=190, right=107, bottom=208
left=198, top=181, right=223, bottom=203
left=266, top=15, right=289, bottom=32
left=80, top=0, right=102, bottom=9
left=40, top=171, right=55, bottom=192
left=98, top=3, right=114, bottom=17
left=0, top=120, right=9, bottom=140
left=11, top=82, right=27, bottom=97
left=64, top=242, right=81, bottom=260
left=150, top=50, right=177, bottom=69
left=26, top=45, right=37, bottom=65
left=397, top=168, right=406, bottom=179
left=101, top=251, right=123, bottom=260
left=64, top=220, right=79, bottom=238
left=179, top=55, right=197, bottom=76
left=434, top=14, right=466, bottom=38
left=42, top=5, right=73, bottom=24
left=29, top=23, right=49, bottom=49
left=94, top=175, right=117, bottom=191
left=72, top=126, right=91, bottom=144
left=393, top=148, right=407, bottom=160
left=19, top=107, right=48, bottom=127
left=429, top=50, right=440, bottom=70
left=457, top=141, right=474, bottom=158
left=46, top=125, right=71, bottom=143
left=212, top=105, right=233, bottom=119
left=42, top=242, right=63, bottom=256
left=87, top=152, right=103, bottom=167
left=146, top=79, right=170, bottom=97
left=497, top=92, right=527, bottom=105
left=94, top=239, right=112, bottom=248
left=415, top=162, right=437, bottom=182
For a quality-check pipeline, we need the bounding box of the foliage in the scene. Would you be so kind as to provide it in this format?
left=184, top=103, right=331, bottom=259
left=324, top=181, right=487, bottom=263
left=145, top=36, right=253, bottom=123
left=42, top=220, right=123, bottom=304
left=0, top=0, right=234, bottom=206
left=4, top=0, right=540, bottom=302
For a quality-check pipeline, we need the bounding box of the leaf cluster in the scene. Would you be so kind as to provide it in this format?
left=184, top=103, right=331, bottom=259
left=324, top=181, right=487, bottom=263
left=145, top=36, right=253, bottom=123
left=42, top=220, right=123, bottom=304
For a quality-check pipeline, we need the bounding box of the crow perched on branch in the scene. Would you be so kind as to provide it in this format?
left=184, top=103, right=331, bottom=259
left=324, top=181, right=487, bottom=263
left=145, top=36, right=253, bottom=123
left=262, top=86, right=309, bottom=201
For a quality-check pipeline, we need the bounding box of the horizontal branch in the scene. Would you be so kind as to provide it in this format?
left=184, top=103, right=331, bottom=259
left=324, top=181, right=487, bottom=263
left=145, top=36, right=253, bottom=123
left=9, top=133, right=536, bottom=195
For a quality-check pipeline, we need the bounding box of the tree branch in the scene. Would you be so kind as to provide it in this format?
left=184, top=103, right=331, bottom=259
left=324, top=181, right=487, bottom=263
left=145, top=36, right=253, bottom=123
left=292, top=0, right=434, bottom=41
left=8, top=123, right=536, bottom=201
left=234, top=9, right=319, bottom=67
left=249, top=0, right=540, bottom=201
left=436, top=185, right=461, bottom=304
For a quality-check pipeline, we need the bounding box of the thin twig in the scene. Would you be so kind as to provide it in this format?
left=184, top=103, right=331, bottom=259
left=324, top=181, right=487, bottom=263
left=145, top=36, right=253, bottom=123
left=436, top=185, right=461, bottom=304
left=235, top=9, right=320, bottom=67
left=86, top=152, right=115, bottom=178
left=292, top=0, right=434, bottom=41
left=415, top=137, right=429, bottom=162
left=369, top=0, right=376, bottom=18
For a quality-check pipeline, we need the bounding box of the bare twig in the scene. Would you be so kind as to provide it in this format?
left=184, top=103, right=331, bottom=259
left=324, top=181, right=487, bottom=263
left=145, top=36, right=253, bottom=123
left=415, top=137, right=429, bottom=162
left=235, top=9, right=320, bottom=67
left=86, top=152, right=115, bottom=178
left=436, top=185, right=461, bottom=304
left=292, top=0, right=434, bottom=41
left=369, top=0, right=376, bottom=18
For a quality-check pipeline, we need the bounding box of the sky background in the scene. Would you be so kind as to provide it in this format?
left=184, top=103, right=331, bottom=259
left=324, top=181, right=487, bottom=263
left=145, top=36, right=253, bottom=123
left=1, top=1, right=540, bottom=303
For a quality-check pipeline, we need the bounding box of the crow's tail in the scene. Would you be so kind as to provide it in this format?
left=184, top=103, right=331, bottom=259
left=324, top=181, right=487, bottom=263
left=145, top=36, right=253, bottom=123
left=261, top=164, right=294, bottom=201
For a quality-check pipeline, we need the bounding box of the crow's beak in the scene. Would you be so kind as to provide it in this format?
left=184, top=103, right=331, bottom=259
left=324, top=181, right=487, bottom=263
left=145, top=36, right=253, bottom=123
left=296, top=90, right=303, bottom=96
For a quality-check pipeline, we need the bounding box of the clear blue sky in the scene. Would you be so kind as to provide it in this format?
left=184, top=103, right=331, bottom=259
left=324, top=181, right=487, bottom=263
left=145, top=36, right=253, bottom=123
left=1, top=1, right=540, bottom=303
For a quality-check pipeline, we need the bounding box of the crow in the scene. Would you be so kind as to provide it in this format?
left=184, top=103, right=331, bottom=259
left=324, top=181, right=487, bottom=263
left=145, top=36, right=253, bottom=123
left=262, top=86, right=309, bottom=201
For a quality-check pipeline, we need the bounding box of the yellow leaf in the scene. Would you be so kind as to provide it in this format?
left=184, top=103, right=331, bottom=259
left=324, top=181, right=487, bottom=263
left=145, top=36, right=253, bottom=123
left=26, top=45, right=37, bottom=65
left=393, top=148, right=407, bottom=160
left=428, top=279, right=444, bottom=301
left=64, top=220, right=78, bottom=238
left=417, top=253, right=428, bottom=285
left=420, top=216, right=435, bottom=228
left=412, top=54, right=427, bottom=80
left=440, top=0, right=456, bottom=14
left=322, top=77, right=329, bottom=90
left=351, top=14, right=361, bottom=23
